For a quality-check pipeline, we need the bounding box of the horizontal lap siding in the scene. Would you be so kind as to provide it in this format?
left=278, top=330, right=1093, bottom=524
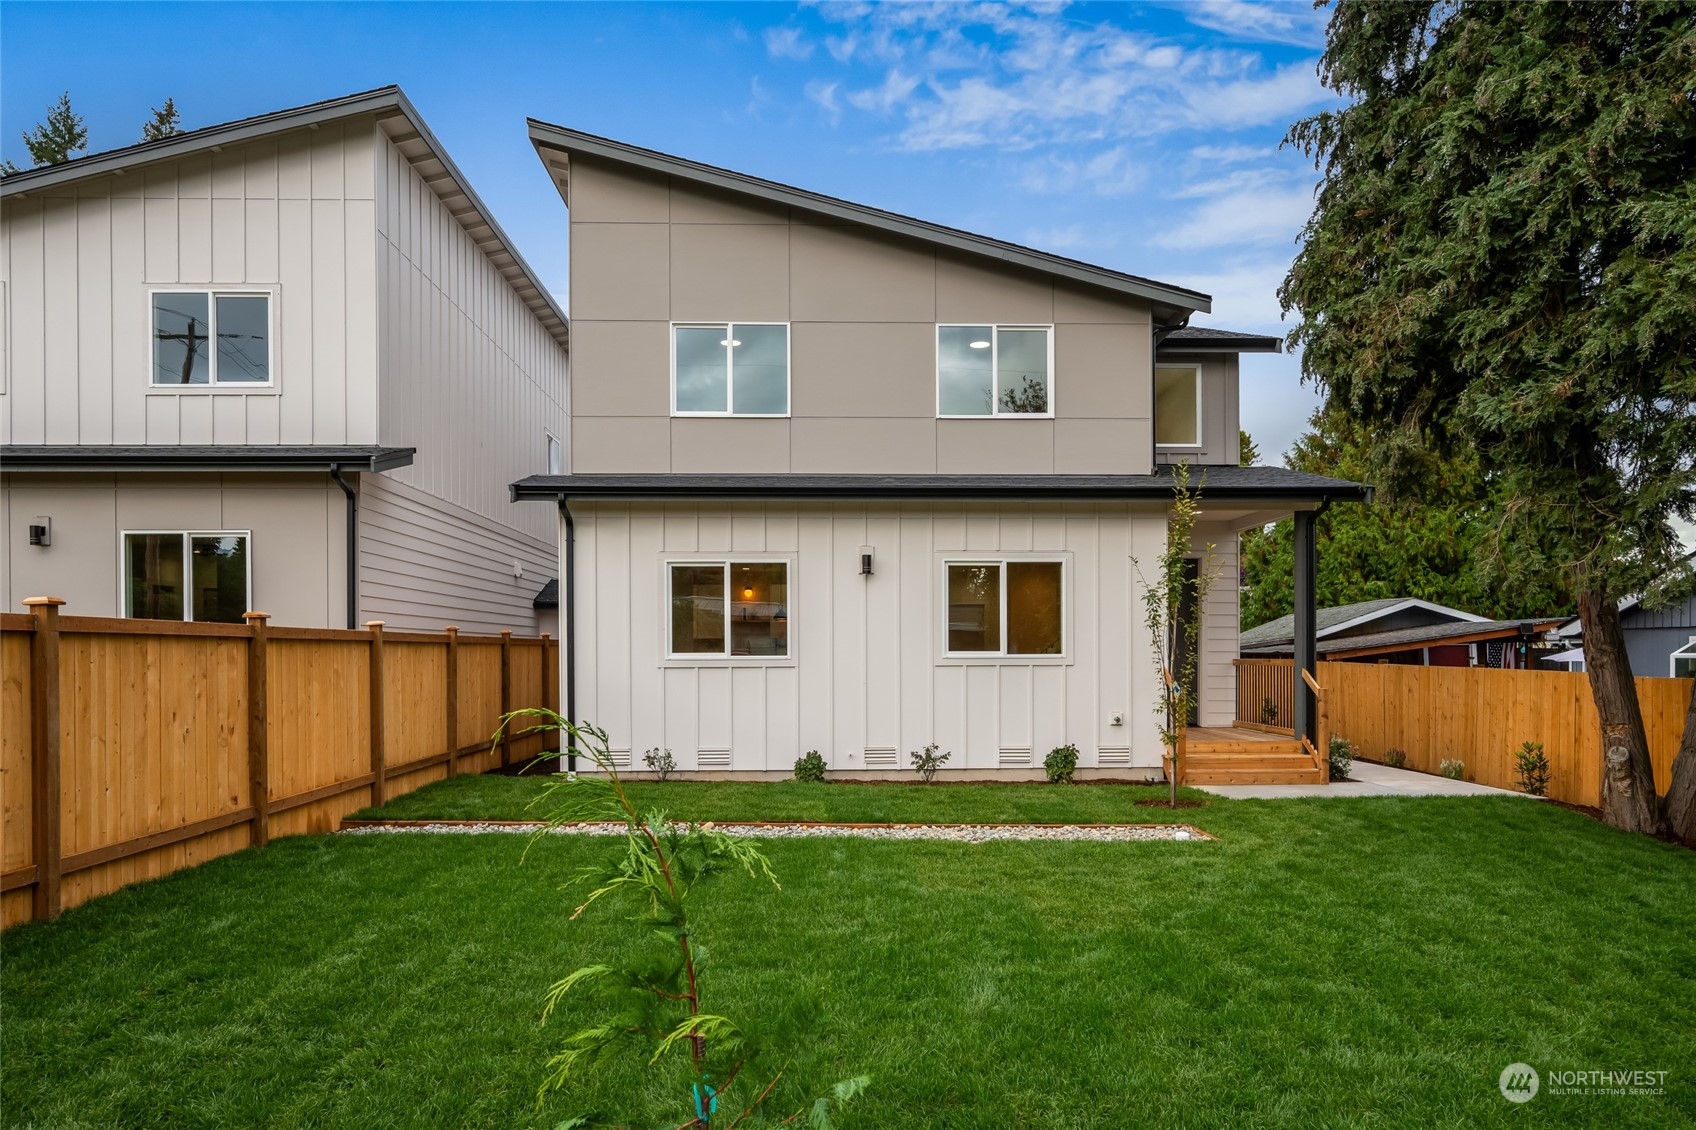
left=573, top=501, right=1167, bottom=772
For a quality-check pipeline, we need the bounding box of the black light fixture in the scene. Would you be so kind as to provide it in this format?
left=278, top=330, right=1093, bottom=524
left=859, top=546, right=874, bottom=576
left=28, top=517, right=50, bottom=547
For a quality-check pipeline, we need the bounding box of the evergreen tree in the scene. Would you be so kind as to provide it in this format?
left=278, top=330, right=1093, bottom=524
left=141, top=98, right=182, bottom=143
left=2, top=92, right=89, bottom=174
left=1282, top=0, right=1696, bottom=835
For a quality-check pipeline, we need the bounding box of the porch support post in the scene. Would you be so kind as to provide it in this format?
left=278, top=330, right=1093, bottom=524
left=1293, top=508, right=1318, bottom=747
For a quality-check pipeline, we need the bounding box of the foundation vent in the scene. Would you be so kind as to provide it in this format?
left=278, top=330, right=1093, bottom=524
left=606, top=748, right=632, bottom=769
left=998, top=748, right=1032, bottom=768
left=863, top=747, right=899, bottom=769
left=696, top=749, right=731, bottom=770
left=1098, top=747, right=1132, bottom=768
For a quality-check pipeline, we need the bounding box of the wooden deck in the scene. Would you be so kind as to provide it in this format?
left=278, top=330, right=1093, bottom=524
left=1182, top=725, right=1325, bottom=786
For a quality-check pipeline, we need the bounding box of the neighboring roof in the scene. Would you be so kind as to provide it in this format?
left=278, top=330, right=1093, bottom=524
left=1158, top=326, right=1282, bottom=353
left=533, top=578, right=559, bottom=609
left=511, top=465, right=1371, bottom=504
left=1243, top=617, right=1565, bottom=660
left=1, top=86, right=568, bottom=349
left=1239, top=597, right=1486, bottom=651
left=1, top=445, right=415, bottom=473
left=529, top=119, right=1210, bottom=321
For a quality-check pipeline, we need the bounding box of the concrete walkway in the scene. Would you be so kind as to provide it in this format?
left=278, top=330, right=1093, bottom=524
left=1193, top=760, right=1532, bottom=800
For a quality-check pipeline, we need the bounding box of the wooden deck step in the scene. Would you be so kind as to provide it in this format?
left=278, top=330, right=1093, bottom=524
left=1183, top=767, right=1325, bottom=785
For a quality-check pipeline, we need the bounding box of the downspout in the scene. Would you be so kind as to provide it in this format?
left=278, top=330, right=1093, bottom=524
left=561, top=499, right=577, bottom=773
left=329, top=465, right=358, bottom=630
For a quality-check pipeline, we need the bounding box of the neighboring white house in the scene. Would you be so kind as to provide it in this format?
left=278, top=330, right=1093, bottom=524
left=511, top=123, right=1368, bottom=777
left=1, top=87, right=569, bottom=633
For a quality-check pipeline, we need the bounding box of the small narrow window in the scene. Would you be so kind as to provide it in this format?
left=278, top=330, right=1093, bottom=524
left=1155, top=365, right=1200, bottom=446
left=1673, top=638, right=1696, bottom=679
left=546, top=433, right=563, bottom=475
left=669, top=561, right=789, bottom=658
left=946, top=560, right=1064, bottom=656
left=937, top=325, right=1051, bottom=416
left=152, top=291, right=271, bottom=385
left=124, top=532, right=250, bottom=623
left=672, top=323, right=789, bottom=416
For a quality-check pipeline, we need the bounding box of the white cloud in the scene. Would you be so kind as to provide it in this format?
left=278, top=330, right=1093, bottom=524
left=1181, top=0, right=1328, bottom=47
left=806, top=79, right=842, bottom=123
left=846, top=68, right=921, bottom=114
left=1189, top=143, right=1276, bottom=164
left=1152, top=185, right=1313, bottom=250
left=764, top=26, right=815, bottom=61
left=1022, top=223, right=1098, bottom=252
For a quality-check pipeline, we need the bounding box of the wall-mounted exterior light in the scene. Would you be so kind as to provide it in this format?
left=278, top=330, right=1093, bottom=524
left=859, top=546, right=873, bottom=576
left=28, top=517, right=51, bottom=547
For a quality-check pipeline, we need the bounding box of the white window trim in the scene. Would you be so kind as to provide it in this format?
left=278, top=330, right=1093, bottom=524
left=1154, top=363, right=1203, bottom=449
left=669, top=322, right=792, bottom=418
left=663, top=557, right=795, bottom=664
left=935, top=324, right=1056, bottom=419
left=147, top=287, right=278, bottom=391
left=940, top=557, right=1068, bottom=660
left=119, top=529, right=254, bottom=622
left=545, top=431, right=563, bottom=475
left=1672, top=637, right=1696, bottom=678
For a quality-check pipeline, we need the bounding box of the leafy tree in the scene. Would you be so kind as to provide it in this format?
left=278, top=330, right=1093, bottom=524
left=1239, top=429, right=1259, bottom=468
left=1, top=92, right=88, bottom=175
left=140, top=98, right=182, bottom=142
left=1239, top=411, right=1571, bottom=630
left=1283, top=1, right=1696, bottom=835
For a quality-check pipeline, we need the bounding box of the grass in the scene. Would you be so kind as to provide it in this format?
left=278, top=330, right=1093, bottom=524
left=4, top=782, right=1694, bottom=1128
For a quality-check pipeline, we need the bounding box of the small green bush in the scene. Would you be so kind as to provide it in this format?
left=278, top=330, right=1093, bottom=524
left=1513, top=741, right=1550, bottom=796
left=794, top=750, right=827, bottom=783
left=1044, top=743, right=1080, bottom=784
left=1383, top=748, right=1407, bottom=769
left=1439, top=758, right=1466, bottom=781
left=1327, top=736, right=1356, bottom=781
left=910, top=743, right=950, bottom=783
left=641, top=747, right=675, bottom=782
left=1259, top=697, right=1279, bottom=726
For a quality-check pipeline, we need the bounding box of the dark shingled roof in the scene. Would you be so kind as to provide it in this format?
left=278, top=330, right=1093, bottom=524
left=2, top=445, right=415, bottom=472
left=533, top=578, right=559, bottom=609
left=1242, top=617, right=1561, bottom=659
left=1159, top=326, right=1282, bottom=353
left=1239, top=597, right=1415, bottom=651
left=511, top=465, right=1371, bottom=503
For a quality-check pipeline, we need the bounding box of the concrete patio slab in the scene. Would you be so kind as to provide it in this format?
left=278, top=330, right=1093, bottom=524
left=1192, top=760, right=1533, bottom=800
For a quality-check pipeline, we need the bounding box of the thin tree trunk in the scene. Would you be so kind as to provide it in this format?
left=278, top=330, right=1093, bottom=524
left=1662, top=675, right=1696, bottom=844
left=1578, top=591, right=1662, bottom=835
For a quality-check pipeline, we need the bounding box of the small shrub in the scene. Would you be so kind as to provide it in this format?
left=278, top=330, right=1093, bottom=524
left=641, top=746, right=675, bottom=782
left=1327, top=736, right=1356, bottom=781
left=1044, top=743, right=1080, bottom=784
left=1439, top=758, right=1466, bottom=780
left=1513, top=741, right=1550, bottom=796
left=910, top=743, right=950, bottom=783
left=1259, top=697, right=1279, bottom=726
left=793, top=750, right=827, bottom=783
left=1383, top=748, right=1407, bottom=769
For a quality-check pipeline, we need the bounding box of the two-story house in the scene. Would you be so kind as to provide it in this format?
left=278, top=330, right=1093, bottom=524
left=511, top=123, right=1368, bottom=776
left=1, top=87, right=568, bottom=633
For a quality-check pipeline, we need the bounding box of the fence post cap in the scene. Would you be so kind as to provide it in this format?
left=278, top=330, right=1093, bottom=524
left=21, top=596, right=66, bottom=607
left=242, top=611, right=271, bottom=622
left=500, top=629, right=513, bottom=638
left=444, top=624, right=459, bottom=634
left=364, top=620, right=386, bottom=630
left=541, top=632, right=551, bottom=642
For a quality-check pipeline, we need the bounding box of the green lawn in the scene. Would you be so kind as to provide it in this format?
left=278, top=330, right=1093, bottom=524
left=5, top=783, right=1694, bottom=1128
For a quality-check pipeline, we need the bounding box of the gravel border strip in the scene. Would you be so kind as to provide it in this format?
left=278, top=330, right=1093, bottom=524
left=339, top=819, right=1212, bottom=842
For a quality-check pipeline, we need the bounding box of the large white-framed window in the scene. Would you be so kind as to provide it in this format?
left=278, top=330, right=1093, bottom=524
left=671, top=322, right=790, bottom=416
left=668, top=560, right=790, bottom=659
left=937, top=324, right=1053, bottom=417
left=943, top=559, right=1065, bottom=657
left=121, top=531, right=252, bottom=623
left=150, top=290, right=274, bottom=386
left=1672, top=637, right=1696, bottom=679
left=1154, top=364, right=1201, bottom=447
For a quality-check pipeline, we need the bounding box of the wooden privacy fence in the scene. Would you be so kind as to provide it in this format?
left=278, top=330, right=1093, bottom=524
left=1233, top=658, right=1690, bottom=806
left=1, top=598, right=560, bottom=929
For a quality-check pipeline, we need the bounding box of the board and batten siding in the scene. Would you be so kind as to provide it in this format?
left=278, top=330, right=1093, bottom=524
left=0, top=120, right=380, bottom=446
left=369, top=130, right=568, bottom=629
left=569, top=500, right=1173, bottom=772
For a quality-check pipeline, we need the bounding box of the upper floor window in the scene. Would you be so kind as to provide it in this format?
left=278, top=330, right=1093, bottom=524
left=152, top=291, right=271, bottom=385
left=1154, top=365, right=1200, bottom=447
left=123, top=531, right=250, bottom=623
left=672, top=323, right=789, bottom=416
left=945, top=560, right=1064, bottom=656
left=937, top=325, right=1052, bottom=417
left=546, top=432, right=563, bottom=475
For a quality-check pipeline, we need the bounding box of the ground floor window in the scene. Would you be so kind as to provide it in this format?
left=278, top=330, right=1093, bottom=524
left=945, top=560, right=1064, bottom=656
left=669, top=561, right=788, bottom=658
left=123, top=532, right=250, bottom=623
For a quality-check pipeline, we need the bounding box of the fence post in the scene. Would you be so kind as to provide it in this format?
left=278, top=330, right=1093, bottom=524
left=499, top=629, right=513, bottom=768
left=541, top=632, right=557, bottom=752
left=243, top=611, right=271, bottom=847
left=444, top=626, right=459, bottom=777
left=367, top=621, right=386, bottom=808
left=24, top=597, right=64, bottom=921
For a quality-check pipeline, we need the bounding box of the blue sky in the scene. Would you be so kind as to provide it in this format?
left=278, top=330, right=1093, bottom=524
left=2, top=0, right=1335, bottom=460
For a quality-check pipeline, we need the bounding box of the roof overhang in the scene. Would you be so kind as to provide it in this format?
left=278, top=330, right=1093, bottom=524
left=512, top=467, right=1371, bottom=505
left=528, top=119, right=1209, bottom=322
left=1244, top=618, right=1564, bottom=661
left=2, top=87, right=567, bottom=349
left=2, top=445, right=415, bottom=473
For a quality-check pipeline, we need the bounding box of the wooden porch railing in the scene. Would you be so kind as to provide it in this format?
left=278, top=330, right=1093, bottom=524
left=1234, top=658, right=1295, bottom=731
left=1300, top=667, right=1330, bottom=784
